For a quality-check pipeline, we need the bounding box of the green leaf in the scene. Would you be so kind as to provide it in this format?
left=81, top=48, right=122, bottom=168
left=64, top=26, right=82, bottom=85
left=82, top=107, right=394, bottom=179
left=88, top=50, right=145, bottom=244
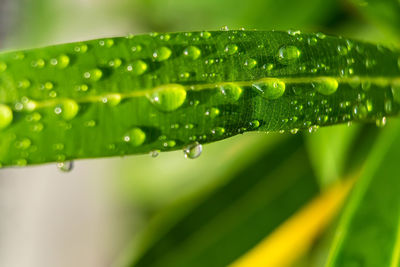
left=347, top=0, right=400, bottom=42
left=116, top=135, right=320, bottom=267
left=0, top=30, right=399, bottom=167
left=324, top=118, right=400, bottom=267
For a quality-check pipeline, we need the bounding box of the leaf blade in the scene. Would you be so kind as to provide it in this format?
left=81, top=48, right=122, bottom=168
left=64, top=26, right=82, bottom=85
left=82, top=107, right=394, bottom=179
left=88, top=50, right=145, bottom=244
left=0, top=30, right=399, bottom=167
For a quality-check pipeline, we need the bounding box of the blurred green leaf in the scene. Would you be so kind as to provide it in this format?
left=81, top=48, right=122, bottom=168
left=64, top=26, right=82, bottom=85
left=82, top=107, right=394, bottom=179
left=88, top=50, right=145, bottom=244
left=347, top=0, right=400, bottom=43
left=305, top=124, right=360, bottom=187
left=0, top=31, right=399, bottom=167
left=116, top=135, right=320, bottom=267
left=324, top=118, right=400, bottom=267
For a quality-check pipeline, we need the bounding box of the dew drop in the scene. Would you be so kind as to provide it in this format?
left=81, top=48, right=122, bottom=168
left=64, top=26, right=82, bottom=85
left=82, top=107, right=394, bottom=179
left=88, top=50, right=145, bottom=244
left=224, top=44, right=238, bottom=55
left=0, top=104, right=13, bottom=130
left=57, top=54, right=70, bottom=69
left=211, top=127, right=225, bottom=136
left=104, top=93, right=122, bottom=106
left=123, top=127, right=146, bottom=147
left=244, top=58, right=257, bottom=69
left=183, top=46, right=201, bottom=60
left=15, top=138, right=31, bottom=150
left=220, top=25, right=229, bottom=31
left=252, top=78, right=286, bottom=100
left=16, top=158, right=27, bottom=166
left=337, top=45, right=348, bottom=55
left=18, top=79, right=31, bottom=89
left=205, top=107, right=220, bottom=118
left=183, top=142, right=202, bottom=159
left=376, top=116, right=387, bottom=128
left=149, top=150, right=160, bottom=158
left=83, top=68, right=103, bottom=82
left=250, top=120, right=260, bottom=129
left=74, top=44, right=88, bottom=53
left=147, top=84, right=187, bottom=111
left=108, top=58, right=122, bottom=69
left=361, top=81, right=371, bottom=91
left=314, top=77, right=338, bottom=95
left=353, top=104, right=368, bottom=119
left=55, top=99, right=79, bottom=120
left=200, top=31, right=211, bottom=39
left=384, top=99, right=393, bottom=114
left=153, top=46, right=172, bottom=61
left=219, top=83, right=242, bottom=101
left=57, top=161, right=74, bottom=172
left=316, top=32, right=326, bottom=39
left=278, top=46, right=300, bottom=63
left=127, top=60, right=147, bottom=75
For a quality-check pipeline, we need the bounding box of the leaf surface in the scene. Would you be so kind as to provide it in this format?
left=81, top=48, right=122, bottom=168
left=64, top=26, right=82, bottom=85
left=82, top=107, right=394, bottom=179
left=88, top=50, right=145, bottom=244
left=0, top=30, right=399, bottom=167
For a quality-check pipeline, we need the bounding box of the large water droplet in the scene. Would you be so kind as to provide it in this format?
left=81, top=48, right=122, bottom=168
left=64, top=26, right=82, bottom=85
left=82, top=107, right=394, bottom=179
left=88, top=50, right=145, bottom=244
left=314, top=78, right=338, bottom=95
left=183, top=46, right=201, bottom=60
left=376, top=116, right=387, bottom=128
left=252, top=78, right=286, bottom=100
left=123, top=127, right=146, bottom=147
left=278, top=46, right=301, bottom=63
left=57, top=161, right=74, bottom=172
left=183, top=142, right=202, bottom=159
left=220, top=83, right=242, bottom=101
left=53, top=54, right=70, bottom=69
left=127, top=60, right=147, bottom=75
left=0, top=104, right=13, bottom=129
left=55, top=99, right=79, bottom=120
left=153, top=46, right=172, bottom=61
left=147, top=84, right=187, bottom=111
left=83, top=68, right=103, bottom=81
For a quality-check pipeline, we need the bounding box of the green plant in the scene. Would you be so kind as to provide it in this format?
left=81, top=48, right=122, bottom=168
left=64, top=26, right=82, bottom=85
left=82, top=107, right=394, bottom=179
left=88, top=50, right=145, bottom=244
left=1, top=0, right=400, bottom=266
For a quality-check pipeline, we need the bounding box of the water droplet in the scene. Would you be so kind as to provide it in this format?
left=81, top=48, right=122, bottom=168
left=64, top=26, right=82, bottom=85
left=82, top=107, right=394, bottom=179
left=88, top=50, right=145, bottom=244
left=244, top=58, right=257, bottom=69
left=278, top=46, right=301, bottom=62
left=57, top=161, right=74, bottom=172
left=83, top=68, right=103, bottom=82
left=224, top=44, right=238, bottom=55
left=384, top=99, right=393, bottom=114
left=15, top=138, right=31, bottom=149
left=127, top=60, right=147, bottom=75
left=147, top=84, right=186, bottom=111
left=376, top=117, right=387, bottom=128
left=290, top=128, right=299, bottom=134
left=307, top=37, right=318, bottom=46
left=0, top=104, right=13, bottom=129
left=314, top=77, right=338, bottom=95
left=353, top=104, right=368, bottom=119
left=200, top=31, right=211, bottom=39
left=365, top=58, right=376, bottom=69
left=149, top=150, right=160, bottom=158
left=99, top=39, right=114, bottom=48
left=183, top=46, right=201, bottom=60
left=211, top=127, right=225, bottom=136
left=56, top=54, right=70, bottom=69
left=219, top=83, right=242, bottom=101
left=18, top=79, right=31, bottom=89
left=104, top=93, right=122, bottom=106
left=0, top=61, right=7, bottom=72
left=30, top=122, right=43, bottom=132
left=74, top=44, right=88, bottom=53
left=183, top=142, right=202, bottom=159
left=15, top=158, right=27, bottom=166
left=337, top=45, right=348, bottom=55
left=55, top=99, right=79, bottom=120
left=123, top=127, right=146, bottom=147
left=263, top=63, right=274, bottom=71
left=153, top=46, right=172, bottom=61
left=205, top=107, right=220, bottom=118
left=250, top=120, right=260, bottom=129
left=108, top=58, right=122, bottom=68
left=316, top=32, right=326, bottom=39
left=220, top=25, right=229, bottom=31
left=84, top=120, right=96, bottom=127
left=252, top=78, right=286, bottom=100
left=163, top=140, right=176, bottom=148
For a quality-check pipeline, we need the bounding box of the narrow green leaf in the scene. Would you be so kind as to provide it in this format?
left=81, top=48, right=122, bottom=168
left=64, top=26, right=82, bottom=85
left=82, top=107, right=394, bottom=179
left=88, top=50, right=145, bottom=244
left=116, top=135, right=320, bottom=267
left=325, top=119, right=400, bottom=267
left=0, top=30, right=399, bottom=167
